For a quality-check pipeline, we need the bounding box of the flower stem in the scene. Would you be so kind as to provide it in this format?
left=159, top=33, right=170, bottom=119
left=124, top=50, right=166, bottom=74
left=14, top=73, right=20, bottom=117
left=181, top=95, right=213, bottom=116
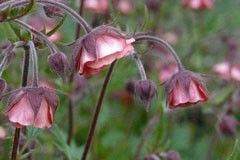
left=67, top=96, right=74, bottom=145
left=11, top=45, right=30, bottom=160
left=75, top=0, right=85, bottom=38
left=0, top=0, right=92, bottom=33
left=133, top=113, right=160, bottom=160
left=132, top=53, right=147, bottom=80
left=28, top=41, right=39, bottom=87
left=81, top=61, right=117, bottom=160
left=133, top=33, right=184, bottom=71
left=13, top=19, right=57, bottom=54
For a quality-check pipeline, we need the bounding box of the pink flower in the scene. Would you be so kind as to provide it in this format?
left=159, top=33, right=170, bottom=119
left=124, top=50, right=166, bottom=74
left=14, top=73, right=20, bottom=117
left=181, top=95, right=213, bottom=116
left=159, top=63, right=178, bottom=83
left=84, top=0, right=108, bottom=13
left=182, top=0, right=214, bottom=10
left=74, top=26, right=135, bottom=76
left=113, top=0, right=133, bottom=15
left=212, top=61, right=240, bottom=82
left=6, top=87, right=59, bottom=128
left=165, top=70, right=208, bottom=109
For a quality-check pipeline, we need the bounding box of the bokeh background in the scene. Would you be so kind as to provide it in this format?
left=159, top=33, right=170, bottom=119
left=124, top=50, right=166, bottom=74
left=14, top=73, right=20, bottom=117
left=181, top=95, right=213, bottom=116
left=0, top=0, right=240, bottom=160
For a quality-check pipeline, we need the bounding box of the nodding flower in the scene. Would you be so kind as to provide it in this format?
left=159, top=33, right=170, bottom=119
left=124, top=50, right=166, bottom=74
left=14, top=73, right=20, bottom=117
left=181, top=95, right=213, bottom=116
left=6, top=87, right=59, bottom=128
left=73, top=26, right=135, bottom=77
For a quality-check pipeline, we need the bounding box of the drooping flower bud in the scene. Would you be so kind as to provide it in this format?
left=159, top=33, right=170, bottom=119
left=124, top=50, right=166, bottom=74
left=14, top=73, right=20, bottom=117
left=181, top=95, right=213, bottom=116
left=84, top=0, right=108, bottom=13
left=182, top=0, right=214, bottom=10
left=218, top=115, right=237, bottom=136
left=43, top=0, right=70, bottom=17
left=166, top=150, right=182, bottom=160
left=48, top=52, right=69, bottom=81
left=147, top=0, right=161, bottom=12
left=135, top=80, right=157, bottom=111
left=73, top=26, right=135, bottom=76
left=0, top=79, right=6, bottom=97
left=165, top=70, right=208, bottom=109
left=6, top=87, right=59, bottom=128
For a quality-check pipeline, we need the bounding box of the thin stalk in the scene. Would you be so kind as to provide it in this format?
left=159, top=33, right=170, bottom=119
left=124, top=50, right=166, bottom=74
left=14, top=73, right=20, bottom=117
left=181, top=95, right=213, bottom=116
left=205, top=130, right=219, bottom=160
left=67, top=96, right=74, bottom=145
left=134, top=113, right=160, bottom=160
left=134, top=34, right=184, bottom=71
left=11, top=45, right=30, bottom=160
left=132, top=53, right=147, bottom=80
left=81, top=61, right=117, bottom=160
left=75, top=0, right=85, bottom=38
left=28, top=41, right=39, bottom=87
left=13, top=19, right=57, bottom=54
left=0, top=0, right=92, bottom=33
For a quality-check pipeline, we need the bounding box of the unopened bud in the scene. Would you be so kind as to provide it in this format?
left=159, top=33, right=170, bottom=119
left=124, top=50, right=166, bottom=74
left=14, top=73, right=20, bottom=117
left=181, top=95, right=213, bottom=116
left=135, top=80, right=157, bottom=111
left=218, top=115, right=237, bottom=136
left=48, top=52, right=69, bottom=81
left=166, top=150, right=182, bottom=160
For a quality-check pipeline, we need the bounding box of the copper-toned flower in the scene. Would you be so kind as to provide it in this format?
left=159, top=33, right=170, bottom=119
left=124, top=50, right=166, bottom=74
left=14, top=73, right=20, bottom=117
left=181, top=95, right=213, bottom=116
left=182, top=0, right=214, bottom=10
left=84, top=0, right=108, bottom=13
left=213, top=61, right=240, bottom=82
left=6, top=87, right=59, bottom=128
left=113, top=0, right=133, bottom=15
left=165, top=70, right=208, bottom=109
left=74, top=26, right=135, bottom=76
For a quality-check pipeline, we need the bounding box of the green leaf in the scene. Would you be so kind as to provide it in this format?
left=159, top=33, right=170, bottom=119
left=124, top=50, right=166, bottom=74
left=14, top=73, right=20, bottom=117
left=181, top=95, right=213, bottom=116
left=47, top=15, right=67, bottom=37
left=139, top=6, right=150, bottom=32
left=228, top=139, right=240, bottom=160
left=27, top=126, right=40, bottom=140
left=7, top=0, right=36, bottom=20
left=51, top=124, right=72, bottom=160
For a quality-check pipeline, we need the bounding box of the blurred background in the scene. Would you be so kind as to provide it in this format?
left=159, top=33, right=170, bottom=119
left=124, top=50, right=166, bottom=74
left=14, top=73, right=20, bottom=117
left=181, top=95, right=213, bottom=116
left=0, top=0, right=240, bottom=159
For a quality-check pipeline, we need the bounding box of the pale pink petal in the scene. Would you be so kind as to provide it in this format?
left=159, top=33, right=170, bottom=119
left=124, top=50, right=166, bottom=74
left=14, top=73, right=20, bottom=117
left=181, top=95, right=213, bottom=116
left=87, top=44, right=133, bottom=68
left=116, top=0, right=132, bottom=14
left=8, top=95, right=34, bottom=127
left=189, top=81, right=205, bottom=103
left=213, top=62, right=231, bottom=80
left=231, top=66, right=240, bottom=81
left=172, top=81, right=190, bottom=106
left=33, top=98, right=53, bottom=128
left=96, top=35, right=126, bottom=57
left=84, top=0, right=108, bottom=13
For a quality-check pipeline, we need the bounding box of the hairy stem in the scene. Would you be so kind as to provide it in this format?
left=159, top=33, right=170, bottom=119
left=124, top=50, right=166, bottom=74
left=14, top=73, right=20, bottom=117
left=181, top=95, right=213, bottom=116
left=28, top=41, right=39, bottom=87
left=11, top=45, right=30, bottom=160
left=0, top=0, right=92, bottom=33
left=13, top=19, right=57, bottom=54
left=134, top=33, right=184, bottom=71
left=75, top=0, right=85, bottom=38
left=132, top=53, right=147, bottom=80
left=81, top=61, right=117, bottom=160
left=134, top=113, right=160, bottom=160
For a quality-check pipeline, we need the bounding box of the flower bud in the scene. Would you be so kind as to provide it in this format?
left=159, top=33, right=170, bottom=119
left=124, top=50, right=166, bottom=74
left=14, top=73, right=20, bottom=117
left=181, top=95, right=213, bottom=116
left=165, top=70, right=208, bottom=109
left=147, top=0, right=161, bottom=12
left=166, top=150, right=182, bottom=160
left=6, top=87, right=59, bottom=128
left=48, top=52, right=69, bottom=81
left=135, top=80, right=157, bottom=111
left=113, top=0, right=133, bottom=15
left=182, top=0, right=214, bottom=10
left=218, top=115, right=237, bottom=136
left=84, top=0, right=108, bottom=13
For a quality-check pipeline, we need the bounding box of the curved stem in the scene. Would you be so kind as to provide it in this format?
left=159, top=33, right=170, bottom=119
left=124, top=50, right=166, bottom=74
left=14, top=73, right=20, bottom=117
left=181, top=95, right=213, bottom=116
left=134, top=33, right=184, bottom=71
left=28, top=41, right=39, bottom=87
left=81, top=61, right=117, bottom=160
left=11, top=45, right=30, bottom=160
left=0, top=0, right=92, bottom=33
left=132, top=53, right=147, bottom=80
left=13, top=19, right=57, bottom=54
